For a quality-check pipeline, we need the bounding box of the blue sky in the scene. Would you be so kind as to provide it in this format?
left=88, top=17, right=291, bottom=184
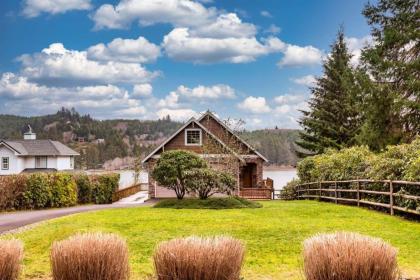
left=0, top=0, right=373, bottom=129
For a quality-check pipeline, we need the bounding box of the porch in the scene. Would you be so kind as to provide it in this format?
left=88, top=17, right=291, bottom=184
left=238, top=161, right=273, bottom=199
left=239, top=178, right=274, bottom=200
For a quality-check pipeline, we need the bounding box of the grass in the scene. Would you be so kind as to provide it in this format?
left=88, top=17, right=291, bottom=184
left=153, top=197, right=262, bottom=209
left=3, top=200, right=420, bottom=280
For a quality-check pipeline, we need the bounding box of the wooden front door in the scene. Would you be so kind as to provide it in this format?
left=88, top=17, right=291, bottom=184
left=242, top=165, right=253, bottom=188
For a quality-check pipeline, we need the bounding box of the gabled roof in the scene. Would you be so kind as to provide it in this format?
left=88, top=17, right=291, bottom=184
left=142, top=111, right=269, bottom=163
left=0, top=140, right=79, bottom=156
left=198, top=111, right=269, bottom=162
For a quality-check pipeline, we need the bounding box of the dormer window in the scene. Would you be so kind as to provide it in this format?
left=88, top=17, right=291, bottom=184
left=185, top=129, right=202, bottom=146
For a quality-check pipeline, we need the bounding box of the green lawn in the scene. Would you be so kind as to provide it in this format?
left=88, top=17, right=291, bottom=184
left=6, top=201, right=420, bottom=279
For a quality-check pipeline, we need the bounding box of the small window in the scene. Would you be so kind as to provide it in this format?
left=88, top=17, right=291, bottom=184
left=70, top=156, right=74, bottom=169
left=35, top=156, right=47, bottom=169
left=185, top=129, right=202, bottom=145
left=1, top=157, right=9, bottom=170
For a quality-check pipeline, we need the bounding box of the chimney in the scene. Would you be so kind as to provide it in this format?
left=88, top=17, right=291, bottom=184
left=24, top=125, right=36, bottom=140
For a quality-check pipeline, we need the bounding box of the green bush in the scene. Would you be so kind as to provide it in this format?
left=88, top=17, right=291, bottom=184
left=75, top=174, right=93, bottom=204
left=91, top=174, right=120, bottom=204
left=0, top=175, right=28, bottom=210
left=23, top=173, right=51, bottom=209
left=154, top=197, right=262, bottom=209
left=49, top=173, right=77, bottom=207
left=280, top=179, right=300, bottom=200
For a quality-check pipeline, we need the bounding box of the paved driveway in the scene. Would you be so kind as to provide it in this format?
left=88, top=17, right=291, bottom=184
left=0, top=201, right=155, bottom=234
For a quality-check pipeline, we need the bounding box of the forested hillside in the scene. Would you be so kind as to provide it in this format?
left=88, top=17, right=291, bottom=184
left=0, top=108, right=300, bottom=168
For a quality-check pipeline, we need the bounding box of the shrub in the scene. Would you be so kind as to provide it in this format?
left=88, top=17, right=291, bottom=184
left=0, top=175, right=27, bottom=210
left=303, top=232, right=399, bottom=280
left=74, top=174, right=93, bottom=204
left=22, top=173, right=51, bottom=209
left=91, top=173, right=120, bottom=204
left=151, top=150, right=208, bottom=199
left=154, top=236, right=245, bottom=280
left=0, top=239, right=24, bottom=280
left=154, top=197, right=262, bottom=209
left=184, top=168, right=236, bottom=199
left=51, top=232, right=129, bottom=280
left=49, top=173, right=77, bottom=207
left=280, top=178, right=300, bottom=200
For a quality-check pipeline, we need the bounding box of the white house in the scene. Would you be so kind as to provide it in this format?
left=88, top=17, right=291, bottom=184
left=0, top=126, right=79, bottom=175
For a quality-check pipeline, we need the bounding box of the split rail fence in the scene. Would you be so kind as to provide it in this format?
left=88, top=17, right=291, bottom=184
left=294, top=179, right=420, bottom=216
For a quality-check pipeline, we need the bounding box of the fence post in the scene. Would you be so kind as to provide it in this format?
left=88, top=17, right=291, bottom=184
left=357, top=181, right=360, bottom=207
left=318, top=181, right=321, bottom=199
left=334, top=181, right=337, bottom=204
left=390, top=180, right=394, bottom=215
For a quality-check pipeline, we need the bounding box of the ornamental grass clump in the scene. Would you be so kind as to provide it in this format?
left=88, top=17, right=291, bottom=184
left=51, top=232, right=129, bottom=280
left=303, top=232, right=399, bottom=280
left=0, top=239, right=24, bottom=280
left=154, top=236, right=245, bottom=280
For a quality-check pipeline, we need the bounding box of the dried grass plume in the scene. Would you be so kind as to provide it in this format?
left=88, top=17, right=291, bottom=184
left=0, top=239, right=24, bottom=280
left=154, top=235, right=245, bottom=280
left=51, top=232, right=129, bottom=280
left=303, top=232, right=400, bottom=280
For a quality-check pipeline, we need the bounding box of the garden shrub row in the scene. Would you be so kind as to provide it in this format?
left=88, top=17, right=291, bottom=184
left=0, top=173, right=120, bottom=211
left=297, top=137, right=420, bottom=183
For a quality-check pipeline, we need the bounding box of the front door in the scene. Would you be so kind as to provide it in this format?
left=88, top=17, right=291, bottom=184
left=242, top=165, right=253, bottom=188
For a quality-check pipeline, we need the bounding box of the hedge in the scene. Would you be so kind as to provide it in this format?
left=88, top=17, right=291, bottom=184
left=0, top=172, right=120, bottom=211
left=297, top=138, right=420, bottom=183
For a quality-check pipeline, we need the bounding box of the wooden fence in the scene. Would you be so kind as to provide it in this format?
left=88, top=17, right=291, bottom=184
left=112, top=183, right=148, bottom=202
left=295, top=179, right=420, bottom=216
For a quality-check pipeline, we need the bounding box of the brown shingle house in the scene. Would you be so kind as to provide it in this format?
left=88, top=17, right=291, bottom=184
left=142, top=111, right=273, bottom=199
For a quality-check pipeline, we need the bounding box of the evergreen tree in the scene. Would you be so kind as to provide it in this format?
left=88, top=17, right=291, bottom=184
left=358, top=0, right=420, bottom=149
left=297, top=28, right=361, bottom=155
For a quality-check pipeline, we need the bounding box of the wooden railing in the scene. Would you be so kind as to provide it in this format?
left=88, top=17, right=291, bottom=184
left=240, top=188, right=273, bottom=200
left=296, top=180, right=420, bottom=216
left=112, top=184, right=142, bottom=202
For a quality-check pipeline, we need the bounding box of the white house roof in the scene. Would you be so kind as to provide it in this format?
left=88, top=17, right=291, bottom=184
left=0, top=139, right=79, bottom=156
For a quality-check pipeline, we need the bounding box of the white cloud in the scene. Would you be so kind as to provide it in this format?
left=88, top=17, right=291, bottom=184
left=87, top=36, right=160, bottom=63
left=176, top=84, right=236, bottom=99
left=156, top=108, right=198, bottom=121
left=345, top=35, right=373, bottom=66
left=191, top=13, right=256, bottom=39
left=260, top=10, right=272, bottom=18
left=22, top=0, right=91, bottom=18
left=291, top=75, right=316, bottom=87
left=264, top=24, right=281, bottom=34
left=162, top=28, right=283, bottom=63
left=18, top=43, right=158, bottom=86
left=278, top=44, right=323, bottom=67
left=0, top=72, right=147, bottom=118
left=238, top=96, right=271, bottom=113
left=274, top=94, right=307, bottom=105
left=132, top=83, right=153, bottom=97
left=157, top=92, right=180, bottom=108
left=91, top=0, right=217, bottom=30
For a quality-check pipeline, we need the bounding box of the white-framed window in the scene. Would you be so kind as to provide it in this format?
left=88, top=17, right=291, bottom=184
left=1, top=157, right=9, bottom=170
left=70, top=156, right=74, bottom=169
left=185, top=129, right=202, bottom=146
left=35, top=156, right=47, bottom=169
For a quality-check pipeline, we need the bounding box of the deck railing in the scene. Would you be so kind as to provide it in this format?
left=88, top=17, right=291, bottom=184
left=295, top=179, right=420, bottom=216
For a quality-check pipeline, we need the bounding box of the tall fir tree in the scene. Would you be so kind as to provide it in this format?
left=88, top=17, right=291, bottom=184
left=297, top=28, right=361, bottom=155
left=358, top=0, right=419, bottom=149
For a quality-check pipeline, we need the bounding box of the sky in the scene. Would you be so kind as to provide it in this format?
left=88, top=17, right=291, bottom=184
left=0, top=0, right=374, bottom=129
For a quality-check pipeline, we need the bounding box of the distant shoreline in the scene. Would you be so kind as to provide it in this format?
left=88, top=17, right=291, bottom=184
left=263, top=165, right=296, bottom=171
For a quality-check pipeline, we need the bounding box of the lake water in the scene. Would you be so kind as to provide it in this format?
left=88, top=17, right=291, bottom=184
left=117, top=169, right=297, bottom=190
left=264, top=169, right=297, bottom=190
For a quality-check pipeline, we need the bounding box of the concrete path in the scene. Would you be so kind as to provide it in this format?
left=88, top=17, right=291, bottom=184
left=0, top=200, right=155, bottom=234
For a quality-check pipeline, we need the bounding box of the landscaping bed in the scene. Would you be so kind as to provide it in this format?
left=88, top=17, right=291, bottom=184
left=153, top=197, right=262, bottom=209
left=5, top=200, right=420, bottom=279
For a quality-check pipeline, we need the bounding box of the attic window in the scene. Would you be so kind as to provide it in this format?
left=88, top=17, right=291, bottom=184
left=185, top=129, right=202, bottom=146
